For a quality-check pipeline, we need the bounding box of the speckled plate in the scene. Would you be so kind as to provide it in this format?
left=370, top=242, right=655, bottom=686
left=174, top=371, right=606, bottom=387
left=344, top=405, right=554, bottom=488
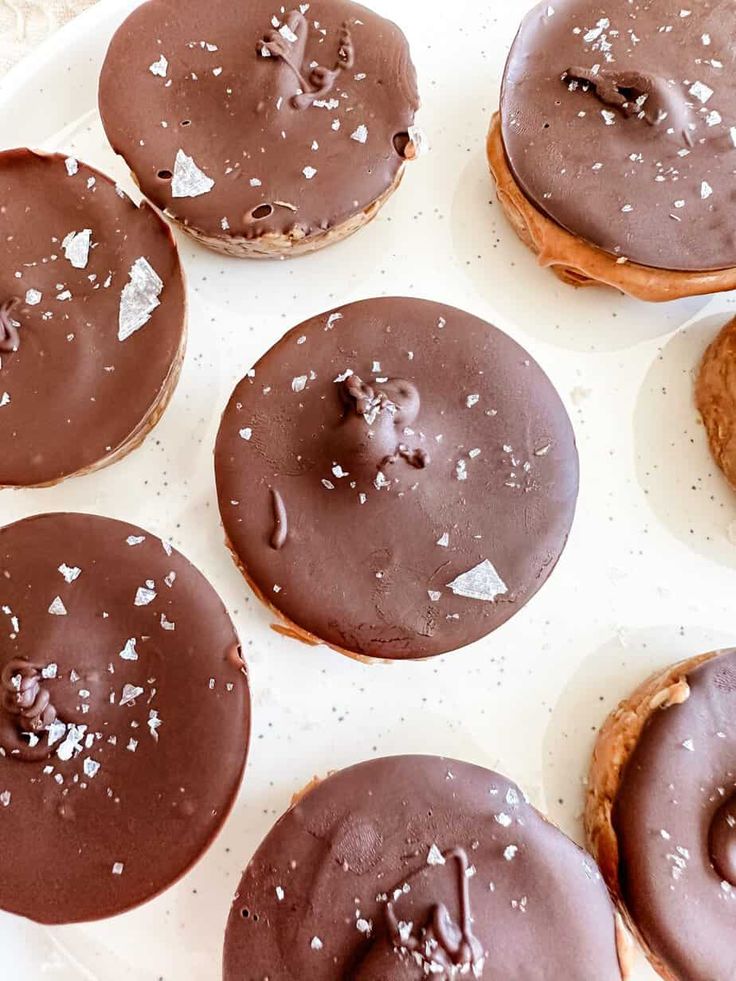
left=1, top=1, right=735, bottom=978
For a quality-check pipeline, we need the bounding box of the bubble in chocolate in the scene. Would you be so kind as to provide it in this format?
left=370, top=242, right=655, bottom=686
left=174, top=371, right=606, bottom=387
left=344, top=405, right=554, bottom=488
left=709, top=796, right=736, bottom=886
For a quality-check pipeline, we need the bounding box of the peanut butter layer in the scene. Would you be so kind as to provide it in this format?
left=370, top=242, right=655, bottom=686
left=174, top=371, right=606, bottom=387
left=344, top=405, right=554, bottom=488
left=487, top=116, right=736, bottom=302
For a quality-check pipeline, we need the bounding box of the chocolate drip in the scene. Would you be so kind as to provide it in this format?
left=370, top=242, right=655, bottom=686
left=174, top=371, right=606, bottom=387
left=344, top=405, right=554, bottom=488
left=0, top=299, right=20, bottom=354
left=335, top=374, right=428, bottom=485
left=383, top=446, right=430, bottom=470
left=563, top=68, right=693, bottom=142
left=353, top=847, right=485, bottom=978
left=258, top=10, right=355, bottom=111
left=341, top=374, right=394, bottom=424
left=1, top=659, right=57, bottom=733
left=269, top=487, right=288, bottom=550
left=0, top=659, right=60, bottom=762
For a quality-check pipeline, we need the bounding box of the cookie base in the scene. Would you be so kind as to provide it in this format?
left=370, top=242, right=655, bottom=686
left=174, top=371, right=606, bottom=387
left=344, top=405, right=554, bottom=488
left=169, top=167, right=407, bottom=259
left=487, top=114, right=736, bottom=302
left=696, top=317, right=736, bottom=490
left=584, top=651, right=717, bottom=981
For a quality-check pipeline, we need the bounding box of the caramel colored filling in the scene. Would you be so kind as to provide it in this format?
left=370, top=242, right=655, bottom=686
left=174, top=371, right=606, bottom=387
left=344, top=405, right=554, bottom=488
left=487, top=114, right=736, bottom=303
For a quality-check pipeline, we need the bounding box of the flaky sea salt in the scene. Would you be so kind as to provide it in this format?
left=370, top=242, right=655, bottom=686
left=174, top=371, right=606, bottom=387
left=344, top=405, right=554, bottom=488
left=134, top=585, right=156, bottom=606
left=48, top=596, right=67, bottom=616
left=171, top=149, right=215, bottom=197
left=446, top=560, right=507, bottom=602
left=119, top=638, right=138, bottom=661
left=149, top=55, right=169, bottom=77
left=689, top=80, right=714, bottom=103
left=118, top=257, right=163, bottom=342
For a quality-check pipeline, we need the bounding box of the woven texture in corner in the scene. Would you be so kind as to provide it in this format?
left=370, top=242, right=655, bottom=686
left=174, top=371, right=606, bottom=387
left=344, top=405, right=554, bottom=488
left=0, top=0, right=97, bottom=75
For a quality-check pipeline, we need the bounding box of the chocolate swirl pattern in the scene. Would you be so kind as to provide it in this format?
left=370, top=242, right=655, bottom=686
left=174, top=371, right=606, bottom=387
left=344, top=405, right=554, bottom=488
left=1, top=660, right=57, bottom=732
left=0, top=658, right=60, bottom=763
left=354, top=847, right=485, bottom=978
left=257, top=9, right=354, bottom=110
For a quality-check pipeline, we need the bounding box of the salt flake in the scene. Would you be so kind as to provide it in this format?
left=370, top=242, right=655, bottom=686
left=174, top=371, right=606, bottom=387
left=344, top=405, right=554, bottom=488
left=149, top=55, right=169, bottom=77
left=172, top=149, right=215, bottom=198
left=48, top=596, right=67, bottom=616
left=118, top=257, right=164, bottom=342
left=446, top=560, right=508, bottom=602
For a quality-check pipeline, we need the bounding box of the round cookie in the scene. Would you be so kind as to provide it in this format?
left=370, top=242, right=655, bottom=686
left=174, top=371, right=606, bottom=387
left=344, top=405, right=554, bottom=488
left=0, top=512, right=250, bottom=924
left=0, top=149, right=186, bottom=488
left=696, top=317, right=736, bottom=490
left=223, top=755, right=623, bottom=979
left=214, top=297, right=579, bottom=661
left=586, top=649, right=736, bottom=980
left=492, top=0, right=736, bottom=300
left=99, top=0, right=420, bottom=258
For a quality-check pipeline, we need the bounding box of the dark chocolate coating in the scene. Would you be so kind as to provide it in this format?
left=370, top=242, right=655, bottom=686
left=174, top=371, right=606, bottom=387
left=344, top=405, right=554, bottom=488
left=0, top=149, right=185, bottom=487
left=214, top=297, right=579, bottom=660
left=0, top=513, right=250, bottom=924
left=501, top=0, right=736, bottom=272
left=614, top=650, right=736, bottom=979
left=223, top=756, right=622, bottom=980
left=99, top=0, right=418, bottom=241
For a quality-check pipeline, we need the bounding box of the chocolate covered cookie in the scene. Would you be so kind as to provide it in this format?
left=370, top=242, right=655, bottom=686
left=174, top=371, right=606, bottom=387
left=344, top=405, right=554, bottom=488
left=696, top=317, right=736, bottom=490
left=586, top=649, right=736, bottom=980
left=223, top=755, right=624, bottom=979
left=0, top=149, right=186, bottom=488
left=0, top=512, right=250, bottom=924
left=490, top=0, right=736, bottom=301
left=214, top=297, right=579, bottom=661
left=99, top=0, right=420, bottom=258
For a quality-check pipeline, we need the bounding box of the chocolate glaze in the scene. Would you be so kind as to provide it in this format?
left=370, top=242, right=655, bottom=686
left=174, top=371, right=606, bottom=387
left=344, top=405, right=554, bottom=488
left=614, top=649, right=736, bottom=978
left=501, top=0, right=736, bottom=272
left=215, top=297, right=579, bottom=660
left=0, top=513, right=250, bottom=924
left=99, top=0, right=418, bottom=243
left=223, top=755, right=622, bottom=980
left=0, top=150, right=185, bottom=487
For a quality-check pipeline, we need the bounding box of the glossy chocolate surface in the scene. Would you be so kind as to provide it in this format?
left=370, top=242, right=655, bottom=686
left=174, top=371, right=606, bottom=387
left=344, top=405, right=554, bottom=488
left=99, top=0, right=419, bottom=242
left=501, top=0, right=736, bottom=271
left=0, top=149, right=185, bottom=487
left=0, top=512, right=250, bottom=924
left=224, top=755, right=621, bottom=979
left=215, top=297, right=579, bottom=660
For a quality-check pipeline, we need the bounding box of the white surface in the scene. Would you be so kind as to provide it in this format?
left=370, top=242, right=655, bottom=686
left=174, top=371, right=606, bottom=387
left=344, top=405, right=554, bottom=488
left=1, top=1, right=735, bottom=978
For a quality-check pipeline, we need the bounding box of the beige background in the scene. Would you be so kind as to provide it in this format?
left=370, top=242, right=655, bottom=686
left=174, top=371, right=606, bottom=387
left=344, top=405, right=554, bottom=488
left=0, top=0, right=96, bottom=74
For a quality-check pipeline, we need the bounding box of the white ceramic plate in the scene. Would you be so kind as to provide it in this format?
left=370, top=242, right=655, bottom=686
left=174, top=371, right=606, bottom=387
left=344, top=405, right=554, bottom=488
left=2, top=1, right=736, bottom=977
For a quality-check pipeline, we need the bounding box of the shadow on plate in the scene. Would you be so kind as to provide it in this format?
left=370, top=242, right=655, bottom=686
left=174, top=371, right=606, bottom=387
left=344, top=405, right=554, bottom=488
left=451, top=148, right=710, bottom=354
left=634, top=314, right=736, bottom=569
